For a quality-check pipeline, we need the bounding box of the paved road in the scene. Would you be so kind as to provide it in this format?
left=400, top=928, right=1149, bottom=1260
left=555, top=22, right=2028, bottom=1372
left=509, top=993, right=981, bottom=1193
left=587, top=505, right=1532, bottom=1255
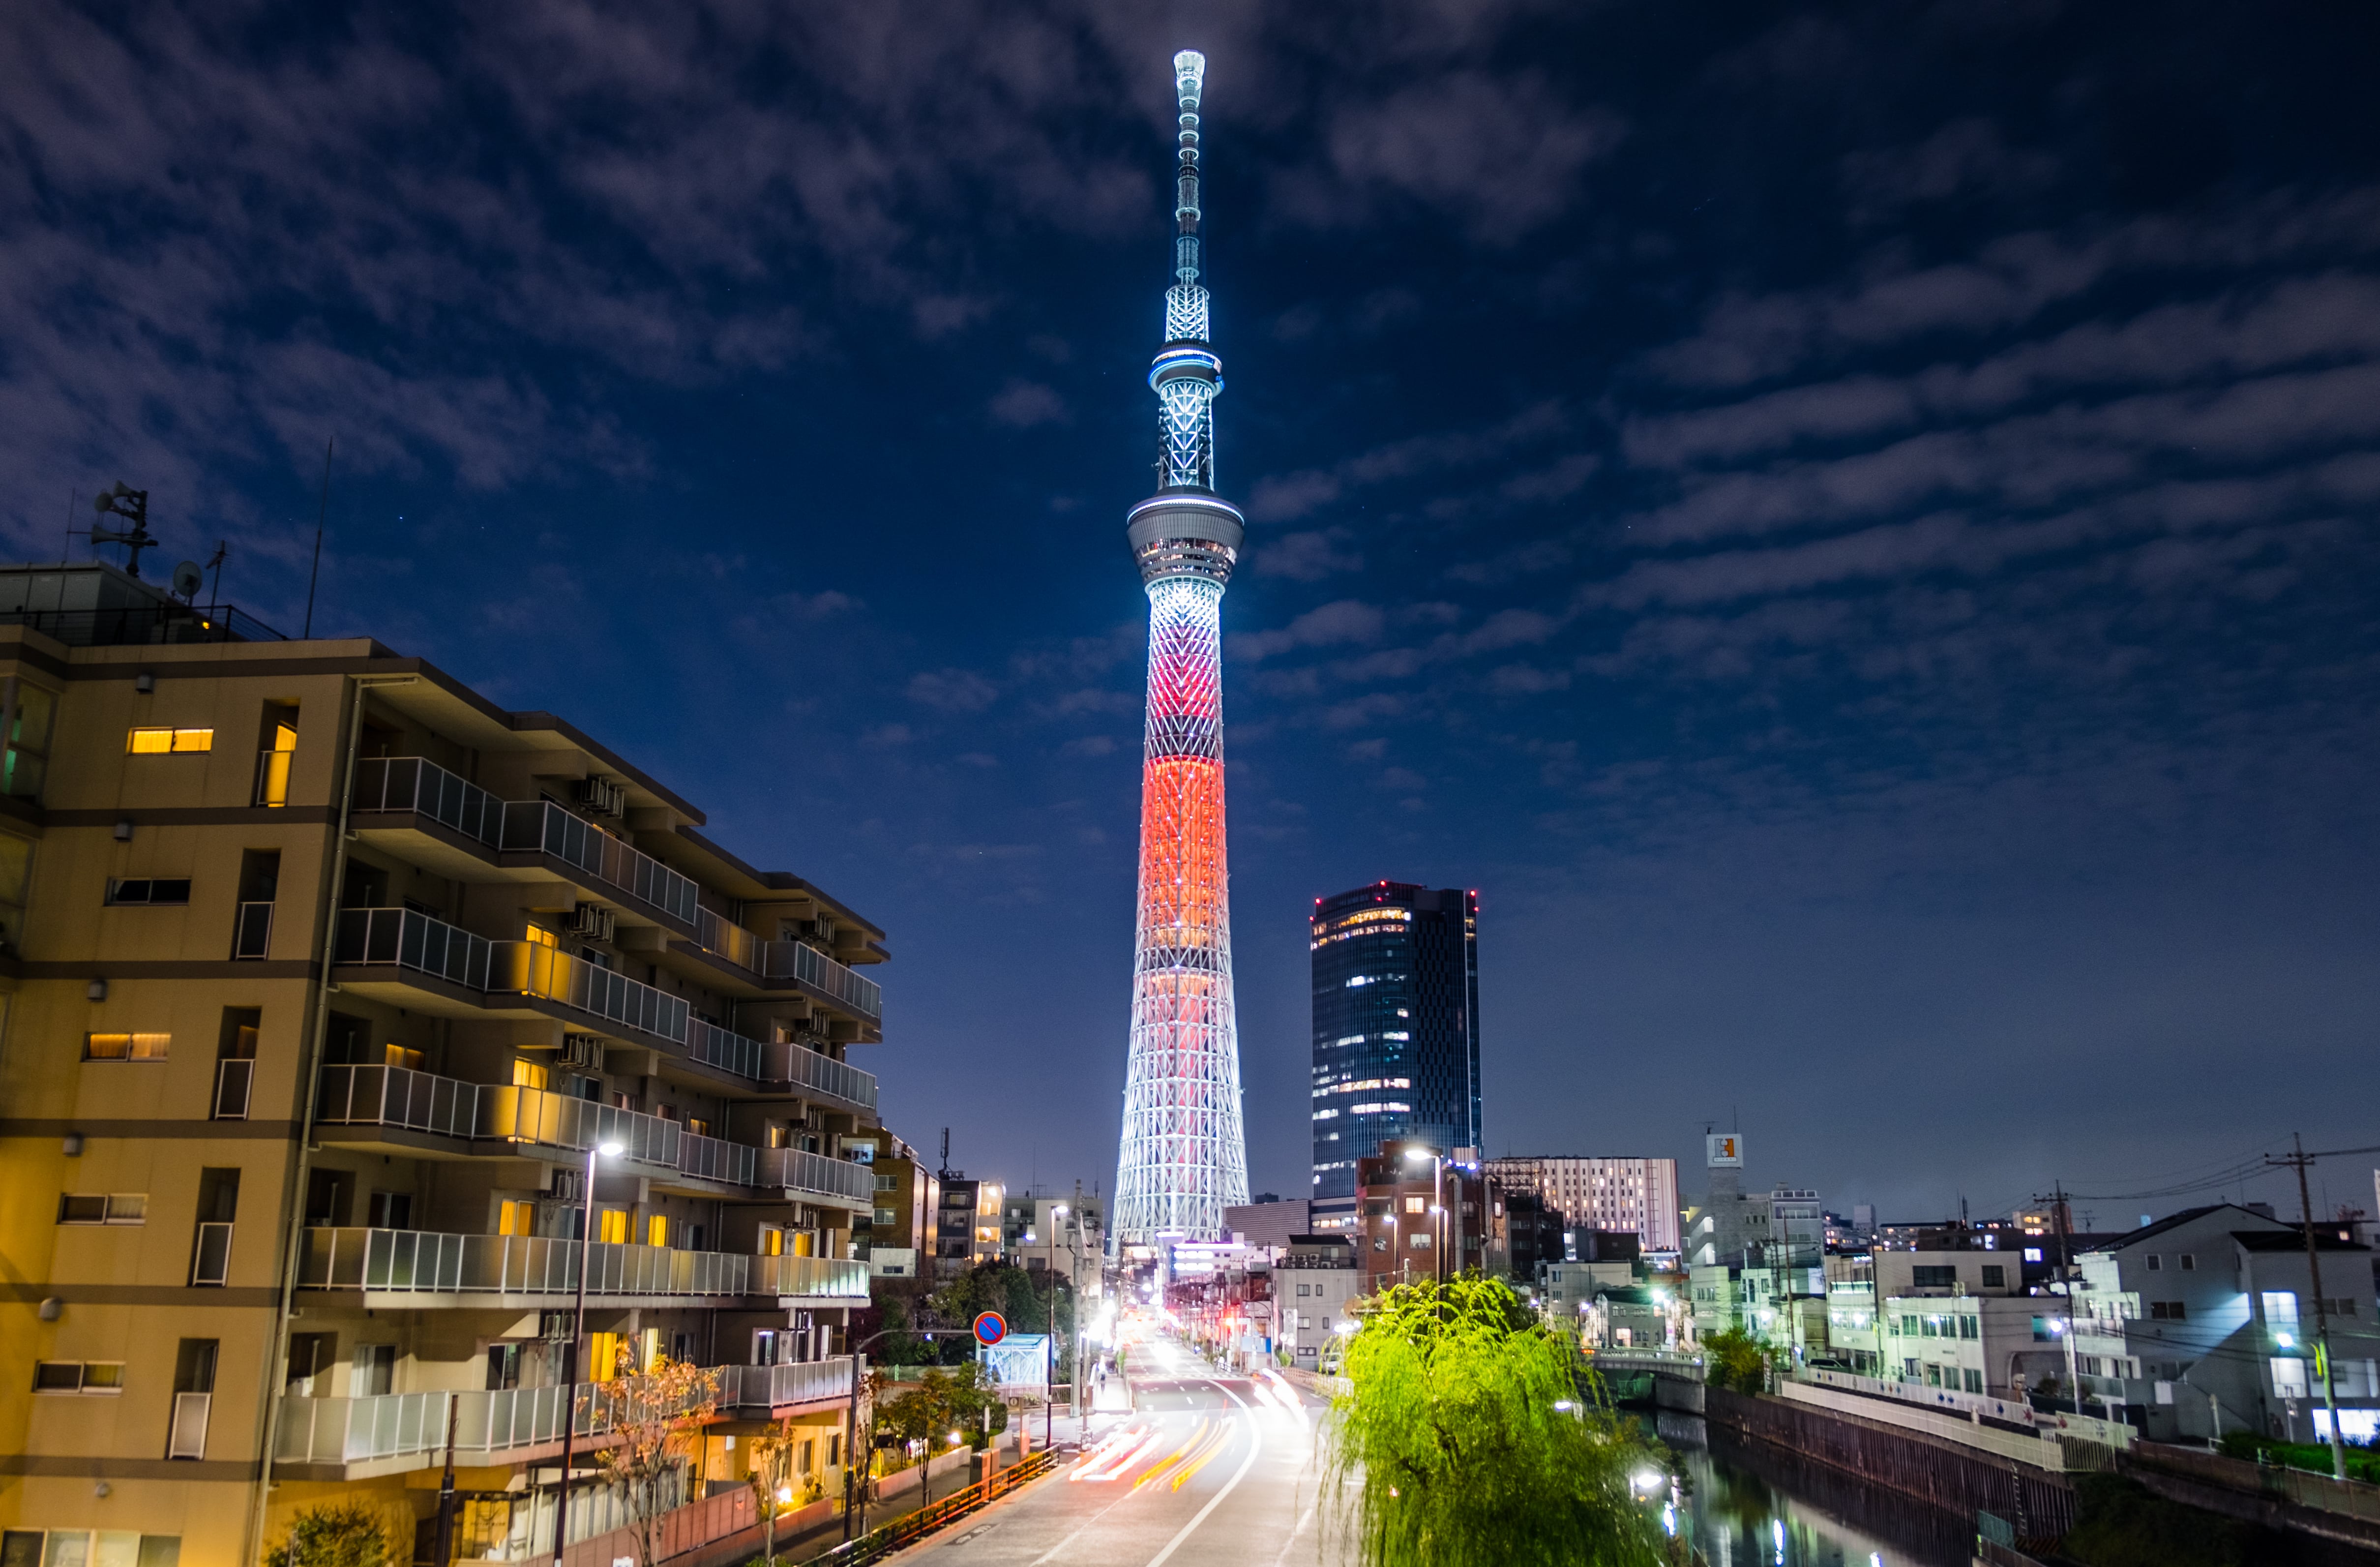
left=895, top=1339, right=1339, bottom=1567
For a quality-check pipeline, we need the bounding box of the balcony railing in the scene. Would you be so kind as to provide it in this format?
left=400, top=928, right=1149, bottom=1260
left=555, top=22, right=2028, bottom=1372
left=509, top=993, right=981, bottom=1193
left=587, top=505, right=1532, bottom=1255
left=763, top=939, right=882, bottom=1022
left=684, top=1018, right=766, bottom=1081
left=191, top=1222, right=234, bottom=1286
left=694, top=907, right=766, bottom=974
left=774, top=1043, right=878, bottom=1111
left=335, top=908, right=690, bottom=1046
left=503, top=800, right=697, bottom=926
left=315, top=1064, right=479, bottom=1140
left=301, top=1228, right=752, bottom=1298
left=168, top=1391, right=212, bottom=1460
left=479, top=1084, right=681, bottom=1170
left=353, top=755, right=505, bottom=845
left=212, top=1058, right=254, bottom=1120
left=231, top=901, right=275, bottom=960
left=719, top=1357, right=856, bottom=1411
left=676, top=1130, right=757, bottom=1188
left=758, top=1147, right=875, bottom=1206
left=255, top=748, right=295, bottom=808
left=752, top=1256, right=871, bottom=1300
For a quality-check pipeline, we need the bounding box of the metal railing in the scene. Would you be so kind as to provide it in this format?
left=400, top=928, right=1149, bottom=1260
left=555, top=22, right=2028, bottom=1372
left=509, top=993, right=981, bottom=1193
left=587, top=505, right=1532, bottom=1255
left=503, top=800, right=697, bottom=926
left=255, top=748, right=294, bottom=807
left=479, top=1085, right=681, bottom=1169
left=684, top=1017, right=765, bottom=1080
left=168, top=1392, right=212, bottom=1459
left=212, top=1058, right=254, bottom=1119
left=774, top=1043, right=878, bottom=1111
left=677, top=1130, right=757, bottom=1188
left=315, top=1064, right=479, bottom=1140
left=231, top=901, right=275, bottom=959
left=764, top=939, right=883, bottom=1022
left=753, top=1256, right=872, bottom=1300
left=191, top=1222, right=234, bottom=1286
left=0, top=602, right=285, bottom=647
left=352, top=756, right=505, bottom=845
left=758, top=1147, right=875, bottom=1206
left=335, top=909, right=690, bottom=1045
left=719, top=1357, right=856, bottom=1411
left=275, top=1367, right=733, bottom=1465
left=301, top=1228, right=752, bottom=1298
left=336, top=906, right=492, bottom=988
left=694, top=906, right=766, bottom=973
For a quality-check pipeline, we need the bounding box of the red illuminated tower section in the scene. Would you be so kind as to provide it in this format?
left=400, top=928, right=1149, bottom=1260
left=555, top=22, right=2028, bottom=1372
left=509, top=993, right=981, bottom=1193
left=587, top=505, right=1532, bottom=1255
left=1113, top=50, right=1250, bottom=1244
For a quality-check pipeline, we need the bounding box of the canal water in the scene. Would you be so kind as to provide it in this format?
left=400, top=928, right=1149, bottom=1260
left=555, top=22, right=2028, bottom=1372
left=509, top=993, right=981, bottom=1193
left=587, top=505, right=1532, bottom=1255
left=1650, top=1412, right=1976, bottom=1567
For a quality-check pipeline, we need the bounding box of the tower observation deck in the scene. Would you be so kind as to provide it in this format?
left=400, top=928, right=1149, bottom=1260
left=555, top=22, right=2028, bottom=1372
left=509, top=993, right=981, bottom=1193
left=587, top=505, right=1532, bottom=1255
left=1112, top=50, right=1250, bottom=1246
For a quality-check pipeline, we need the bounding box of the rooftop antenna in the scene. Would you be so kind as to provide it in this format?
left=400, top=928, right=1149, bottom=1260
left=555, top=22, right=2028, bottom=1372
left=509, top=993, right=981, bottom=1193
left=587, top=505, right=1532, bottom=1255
left=205, top=541, right=230, bottom=614
left=86, top=482, right=158, bottom=577
left=939, top=1127, right=951, bottom=1180
left=302, top=436, right=332, bottom=639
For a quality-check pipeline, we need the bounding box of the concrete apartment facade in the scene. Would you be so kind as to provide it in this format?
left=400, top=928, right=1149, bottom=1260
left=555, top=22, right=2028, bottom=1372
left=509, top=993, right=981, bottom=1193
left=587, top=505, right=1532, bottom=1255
left=1, top=565, right=893, bottom=1567
left=1481, top=1155, right=1681, bottom=1253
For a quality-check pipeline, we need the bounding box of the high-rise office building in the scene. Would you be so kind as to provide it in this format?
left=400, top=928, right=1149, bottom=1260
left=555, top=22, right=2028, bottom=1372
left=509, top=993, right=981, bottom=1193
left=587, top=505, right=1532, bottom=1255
left=1482, top=1155, right=1682, bottom=1252
left=1309, top=883, right=1479, bottom=1227
left=0, top=560, right=891, bottom=1567
left=1113, top=50, right=1250, bottom=1245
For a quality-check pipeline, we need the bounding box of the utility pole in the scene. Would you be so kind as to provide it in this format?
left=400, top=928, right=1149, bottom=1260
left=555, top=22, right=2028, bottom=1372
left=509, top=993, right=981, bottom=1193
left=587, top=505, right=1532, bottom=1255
left=2048, top=1184, right=2085, bottom=1419
left=2269, top=1135, right=2349, bottom=1481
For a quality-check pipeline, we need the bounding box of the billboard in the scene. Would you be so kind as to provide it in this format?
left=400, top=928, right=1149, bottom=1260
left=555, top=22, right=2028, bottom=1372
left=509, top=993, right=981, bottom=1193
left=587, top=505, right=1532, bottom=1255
left=1706, top=1134, right=1743, bottom=1168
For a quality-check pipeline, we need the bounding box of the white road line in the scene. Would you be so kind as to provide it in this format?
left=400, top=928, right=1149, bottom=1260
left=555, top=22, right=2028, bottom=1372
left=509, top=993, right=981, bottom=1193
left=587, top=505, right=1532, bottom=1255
left=1144, top=1379, right=1262, bottom=1567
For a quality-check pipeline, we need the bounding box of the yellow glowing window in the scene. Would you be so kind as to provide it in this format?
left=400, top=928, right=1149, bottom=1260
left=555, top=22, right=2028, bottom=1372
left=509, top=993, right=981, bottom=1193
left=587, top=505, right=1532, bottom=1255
left=86, top=1032, right=170, bottom=1061
left=511, top=1058, right=549, bottom=1090
left=759, top=1227, right=783, bottom=1256
left=526, top=924, right=558, bottom=949
left=792, top=1231, right=814, bottom=1257
left=127, top=727, right=212, bottom=754
left=497, top=1200, right=536, bottom=1236
left=647, top=1215, right=668, bottom=1248
left=598, top=1209, right=627, bottom=1245
left=588, top=1331, right=624, bottom=1381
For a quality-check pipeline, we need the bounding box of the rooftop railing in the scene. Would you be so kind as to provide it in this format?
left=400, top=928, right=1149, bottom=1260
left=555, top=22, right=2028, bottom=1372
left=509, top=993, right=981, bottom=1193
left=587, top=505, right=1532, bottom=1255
left=764, top=938, right=883, bottom=1022
left=758, top=1147, right=875, bottom=1206
left=300, top=1228, right=751, bottom=1298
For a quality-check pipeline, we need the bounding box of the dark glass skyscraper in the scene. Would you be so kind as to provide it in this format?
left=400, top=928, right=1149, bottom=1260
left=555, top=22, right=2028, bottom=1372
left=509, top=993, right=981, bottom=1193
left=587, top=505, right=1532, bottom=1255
left=1309, top=882, right=1480, bottom=1225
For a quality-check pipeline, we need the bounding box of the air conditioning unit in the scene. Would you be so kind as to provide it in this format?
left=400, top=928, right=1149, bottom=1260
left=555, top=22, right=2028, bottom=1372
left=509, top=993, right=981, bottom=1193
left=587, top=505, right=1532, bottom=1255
left=565, top=903, right=616, bottom=942
left=547, top=1169, right=584, bottom=1203
left=574, top=777, right=627, bottom=817
left=798, top=915, right=839, bottom=947
left=539, top=1310, right=575, bottom=1341
left=559, top=1035, right=605, bottom=1072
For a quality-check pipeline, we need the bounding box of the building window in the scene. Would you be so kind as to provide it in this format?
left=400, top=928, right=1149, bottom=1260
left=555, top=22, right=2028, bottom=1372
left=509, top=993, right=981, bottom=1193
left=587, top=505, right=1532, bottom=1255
left=597, top=1209, right=628, bottom=1245
left=104, top=880, right=191, bottom=906
left=58, top=1194, right=146, bottom=1225
left=2179, top=1254, right=2195, bottom=1270
left=2145, top=1255, right=2162, bottom=1271
left=1981, top=1265, right=2005, bottom=1288
left=127, top=727, right=213, bottom=754
left=2, top=1535, right=181, bottom=1567
left=86, top=1033, right=170, bottom=1061
left=2150, top=1301, right=2188, bottom=1321
left=1404, top=1197, right=1425, bottom=1214
left=1964, top=1369, right=1983, bottom=1393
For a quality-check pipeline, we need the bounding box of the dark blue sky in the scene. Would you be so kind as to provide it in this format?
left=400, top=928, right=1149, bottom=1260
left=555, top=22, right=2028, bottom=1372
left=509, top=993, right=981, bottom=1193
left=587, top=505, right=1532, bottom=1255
left=8, top=1, right=2380, bottom=1225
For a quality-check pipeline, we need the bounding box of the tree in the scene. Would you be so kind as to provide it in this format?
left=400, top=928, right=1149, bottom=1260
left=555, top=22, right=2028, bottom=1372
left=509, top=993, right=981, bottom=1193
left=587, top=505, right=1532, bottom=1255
left=744, top=1415, right=806, bottom=1567
left=266, top=1503, right=403, bottom=1567
left=1699, top=1326, right=1772, bottom=1395
left=1324, top=1275, right=1668, bottom=1567
left=872, top=1362, right=1003, bottom=1504
left=593, top=1350, right=720, bottom=1567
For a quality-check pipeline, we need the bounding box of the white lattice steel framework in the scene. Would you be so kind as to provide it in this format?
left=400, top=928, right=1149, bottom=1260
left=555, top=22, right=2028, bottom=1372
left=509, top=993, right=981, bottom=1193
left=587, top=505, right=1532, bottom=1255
left=1113, top=50, right=1250, bottom=1245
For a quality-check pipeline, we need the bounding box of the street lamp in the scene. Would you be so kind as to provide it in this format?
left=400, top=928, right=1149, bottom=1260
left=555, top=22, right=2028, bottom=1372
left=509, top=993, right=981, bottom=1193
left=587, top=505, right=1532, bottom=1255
left=551, top=1139, right=625, bottom=1566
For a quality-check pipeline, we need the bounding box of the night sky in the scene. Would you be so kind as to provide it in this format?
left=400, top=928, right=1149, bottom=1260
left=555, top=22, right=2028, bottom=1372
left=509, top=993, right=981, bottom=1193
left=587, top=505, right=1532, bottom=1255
left=8, top=2, right=2380, bottom=1227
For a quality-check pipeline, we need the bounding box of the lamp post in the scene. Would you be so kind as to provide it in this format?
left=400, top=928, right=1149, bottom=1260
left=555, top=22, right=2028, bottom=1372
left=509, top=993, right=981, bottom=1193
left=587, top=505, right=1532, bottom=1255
left=551, top=1138, right=624, bottom=1567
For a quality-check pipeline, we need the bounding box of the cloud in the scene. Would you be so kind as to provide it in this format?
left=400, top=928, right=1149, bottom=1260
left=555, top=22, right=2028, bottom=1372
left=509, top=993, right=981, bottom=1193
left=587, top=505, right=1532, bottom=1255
left=987, top=378, right=1070, bottom=427
left=1229, top=599, right=1387, bottom=662
left=907, top=668, right=1000, bottom=711
left=858, top=722, right=912, bottom=749
left=1060, top=734, right=1117, bottom=757
left=1839, top=118, right=2060, bottom=224
left=1248, top=402, right=1568, bottom=521
left=1487, top=663, right=1572, bottom=694
left=1254, top=527, right=1364, bottom=580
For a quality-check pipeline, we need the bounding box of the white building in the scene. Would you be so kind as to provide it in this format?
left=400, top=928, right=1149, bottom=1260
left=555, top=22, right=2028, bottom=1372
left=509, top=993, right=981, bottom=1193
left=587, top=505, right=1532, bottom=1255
left=1276, top=1237, right=1360, bottom=1368
left=1483, top=1155, right=1682, bottom=1250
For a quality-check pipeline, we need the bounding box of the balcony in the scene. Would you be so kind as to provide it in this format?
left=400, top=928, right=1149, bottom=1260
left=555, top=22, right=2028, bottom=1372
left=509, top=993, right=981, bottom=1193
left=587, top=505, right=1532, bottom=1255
left=752, top=1255, right=870, bottom=1300
left=315, top=1063, right=478, bottom=1141
left=211, top=1058, right=254, bottom=1120
left=758, top=1147, right=874, bottom=1208
left=350, top=758, right=699, bottom=928
left=685, top=907, right=882, bottom=1024
left=684, top=1017, right=765, bottom=1080
left=301, top=1228, right=752, bottom=1301
left=334, top=908, right=691, bottom=1046
left=675, top=1130, right=757, bottom=1188
left=478, top=1084, right=682, bottom=1172
left=231, top=901, right=274, bottom=959
left=774, top=1043, right=878, bottom=1112
left=274, top=1357, right=855, bottom=1471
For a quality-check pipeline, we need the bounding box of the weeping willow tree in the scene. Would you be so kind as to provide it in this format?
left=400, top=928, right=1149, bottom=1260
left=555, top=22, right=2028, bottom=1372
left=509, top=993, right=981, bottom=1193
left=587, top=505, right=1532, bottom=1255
left=1324, top=1275, right=1670, bottom=1567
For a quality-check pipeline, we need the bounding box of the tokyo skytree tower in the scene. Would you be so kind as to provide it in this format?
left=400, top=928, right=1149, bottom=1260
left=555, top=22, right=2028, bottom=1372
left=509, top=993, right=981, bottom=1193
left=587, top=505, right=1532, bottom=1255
left=1112, top=49, right=1250, bottom=1245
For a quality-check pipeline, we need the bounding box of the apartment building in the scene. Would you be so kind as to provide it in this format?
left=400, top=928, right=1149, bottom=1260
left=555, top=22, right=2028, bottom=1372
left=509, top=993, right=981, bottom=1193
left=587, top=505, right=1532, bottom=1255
left=1484, top=1156, right=1681, bottom=1252
left=0, top=563, right=893, bottom=1567
left=850, top=1130, right=936, bottom=1280
left=930, top=1175, right=1003, bottom=1280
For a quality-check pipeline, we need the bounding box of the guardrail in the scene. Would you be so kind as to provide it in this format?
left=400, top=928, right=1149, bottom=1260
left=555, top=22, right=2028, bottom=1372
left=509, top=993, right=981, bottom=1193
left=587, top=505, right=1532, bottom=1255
left=820, top=1449, right=1060, bottom=1567
left=1798, top=1367, right=2134, bottom=1447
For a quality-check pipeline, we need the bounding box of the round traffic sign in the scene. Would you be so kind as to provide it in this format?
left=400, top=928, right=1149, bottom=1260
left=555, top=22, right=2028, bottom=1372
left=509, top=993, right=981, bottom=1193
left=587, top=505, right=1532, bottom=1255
left=972, top=1311, right=1008, bottom=1347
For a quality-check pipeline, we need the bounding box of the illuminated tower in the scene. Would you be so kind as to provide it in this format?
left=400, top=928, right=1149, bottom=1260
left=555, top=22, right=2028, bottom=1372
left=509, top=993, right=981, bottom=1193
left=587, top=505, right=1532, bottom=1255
left=1113, top=49, right=1250, bottom=1245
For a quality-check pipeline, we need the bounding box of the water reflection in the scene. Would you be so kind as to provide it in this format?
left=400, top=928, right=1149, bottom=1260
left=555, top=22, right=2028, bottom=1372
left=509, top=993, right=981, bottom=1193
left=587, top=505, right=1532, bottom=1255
left=1650, top=1412, right=1972, bottom=1567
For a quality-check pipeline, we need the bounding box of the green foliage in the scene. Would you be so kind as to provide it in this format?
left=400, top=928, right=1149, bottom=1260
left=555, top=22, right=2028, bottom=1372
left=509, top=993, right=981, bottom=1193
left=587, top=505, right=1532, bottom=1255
left=2217, top=1430, right=2380, bottom=1483
left=870, top=1361, right=1006, bottom=1503
left=1325, top=1275, right=1668, bottom=1567
left=928, top=1263, right=1077, bottom=1375
left=265, top=1503, right=401, bottom=1567
left=1699, top=1327, right=1772, bottom=1395
left=2061, top=1474, right=2276, bottom=1567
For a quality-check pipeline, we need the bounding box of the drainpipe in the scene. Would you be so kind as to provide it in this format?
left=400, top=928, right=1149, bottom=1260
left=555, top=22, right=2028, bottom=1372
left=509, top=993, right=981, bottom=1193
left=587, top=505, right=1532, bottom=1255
left=243, top=672, right=417, bottom=1567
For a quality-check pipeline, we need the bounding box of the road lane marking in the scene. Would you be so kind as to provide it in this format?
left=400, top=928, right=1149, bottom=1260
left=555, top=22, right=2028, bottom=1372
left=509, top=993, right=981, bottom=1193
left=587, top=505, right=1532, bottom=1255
left=1144, top=1380, right=1261, bottom=1567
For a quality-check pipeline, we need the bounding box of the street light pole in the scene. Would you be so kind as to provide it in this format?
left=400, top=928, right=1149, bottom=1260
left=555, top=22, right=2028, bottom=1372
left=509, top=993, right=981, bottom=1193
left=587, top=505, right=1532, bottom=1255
left=551, top=1139, right=623, bottom=1567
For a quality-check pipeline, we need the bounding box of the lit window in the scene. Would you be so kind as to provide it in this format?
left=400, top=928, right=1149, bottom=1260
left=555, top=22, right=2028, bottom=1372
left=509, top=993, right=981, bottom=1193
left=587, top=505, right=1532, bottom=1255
left=511, top=1058, right=549, bottom=1090
left=598, top=1209, right=628, bottom=1245
left=86, top=1033, right=170, bottom=1061
left=526, top=924, right=559, bottom=948
left=497, top=1200, right=536, bottom=1236
left=127, top=727, right=213, bottom=754
left=648, top=1215, right=669, bottom=1248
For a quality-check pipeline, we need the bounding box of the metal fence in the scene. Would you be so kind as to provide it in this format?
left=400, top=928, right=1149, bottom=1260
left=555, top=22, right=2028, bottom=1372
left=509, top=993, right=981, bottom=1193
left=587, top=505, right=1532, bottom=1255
left=758, top=1147, right=876, bottom=1205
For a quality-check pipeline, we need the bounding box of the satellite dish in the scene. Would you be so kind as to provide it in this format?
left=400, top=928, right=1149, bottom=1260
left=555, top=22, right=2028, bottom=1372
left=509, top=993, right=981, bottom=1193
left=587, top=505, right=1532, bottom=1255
left=172, top=560, right=203, bottom=601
